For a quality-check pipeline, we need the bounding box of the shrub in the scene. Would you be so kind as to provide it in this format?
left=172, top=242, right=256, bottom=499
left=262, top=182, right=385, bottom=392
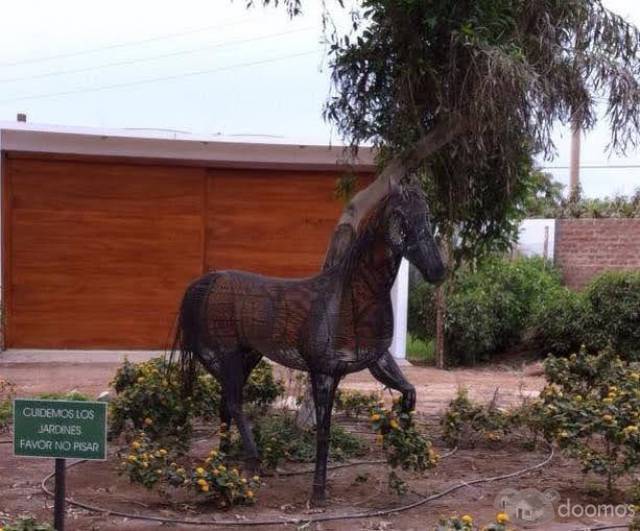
left=539, top=347, right=640, bottom=495
left=370, top=399, right=438, bottom=494
left=0, top=517, right=53, bottom=531
left=583, top=271, right=640, bottom=361
left=334, top=389, right=380, bottom=418
left=120, top=430, right=260, bottom=507
left=0, top=378, right=15, bottom=431
left=406, top=335, right=436, bottom=365
left=441, top=388, right=513, bottom=447
left=445, top=257, right=562, bottom=364
left=435, top=513, right=510, bottom=531
left=408, top=278, right=436, bottom=341
left=440, top=388, right=544, bottom=448
left=533, top=286, right=587, bottom=357
left=37, top=391, right=91, bottom=401
left=231, top=414, right=367, bottom=469
left=535, top=271, right=640, bottom=361
left=109, top=357, right=284, bottom=449
left=242, top=361, right=285, bottom=412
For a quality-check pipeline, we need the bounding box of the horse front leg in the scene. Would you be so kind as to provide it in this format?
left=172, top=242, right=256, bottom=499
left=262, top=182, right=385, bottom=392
left=309, top=372, right=340, bottom=505
left=369, top=351, right=416, bottom=412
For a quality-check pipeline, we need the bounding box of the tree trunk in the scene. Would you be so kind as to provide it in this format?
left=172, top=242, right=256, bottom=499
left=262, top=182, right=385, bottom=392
left=294, top=119, right=462, bottom=427
left=435, top=238, right=453, bottom=369
left=435, top=284, right=447, bottom=369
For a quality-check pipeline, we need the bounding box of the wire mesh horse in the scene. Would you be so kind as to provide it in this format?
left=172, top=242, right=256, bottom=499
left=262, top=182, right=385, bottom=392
left=171, top=184, right=445, bottom=504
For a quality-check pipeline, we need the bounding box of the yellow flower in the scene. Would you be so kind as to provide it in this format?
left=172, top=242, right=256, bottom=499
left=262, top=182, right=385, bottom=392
left=137, top=377, right=145, bottom=384
left=247, top=490, right=254, bottom=498
left=496, top=512, right=509, bottom=524
left=241, top=478, right=247, bottom=484
left=252, top=475, right=260, bottom=482
left=624, top=425, right=639, bottom=435
left=127, top=455, right=137, bottom=462
left=196, top=467, right=206, bottom=476
left=197, top=478, right=208, bottom=486
left=159, top=449, right=167, bottom=456
left=370, top=413, right=381, bottom=422
left=142, top=462, right=149, bottom=468
left=218, top=465, right=226, bottom=472
left=209, top=449, right=218, bottom=457
left=375, top=434, right=384, bottom=445
left=461, top=514, right=473, bottom=525
left=603, top=397, right=613, bottom=405
left=390, top=419, right=400, bottom=430
left=200, top=484, right=210, bottom=492
left=131, top=441, right=141, bottom=450
left=144, top=417, right=153, bottom=426
left=603, top=414, right=614, bottom=423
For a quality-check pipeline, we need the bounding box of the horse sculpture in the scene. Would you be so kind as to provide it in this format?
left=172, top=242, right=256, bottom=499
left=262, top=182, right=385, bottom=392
left=171, top=183, right=445, bottom=504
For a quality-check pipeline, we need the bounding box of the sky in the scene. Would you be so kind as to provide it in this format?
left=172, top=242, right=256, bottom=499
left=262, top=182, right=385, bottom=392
left=0, top=0, right=639, bottom=198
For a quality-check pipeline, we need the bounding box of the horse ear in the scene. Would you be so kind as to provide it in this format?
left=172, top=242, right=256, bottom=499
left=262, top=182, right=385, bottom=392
left=387, top=208, right=407, bottom=247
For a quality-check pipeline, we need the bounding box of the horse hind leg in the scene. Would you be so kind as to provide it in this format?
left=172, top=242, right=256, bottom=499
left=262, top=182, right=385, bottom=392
left=219, top=349, right=262, bottom=474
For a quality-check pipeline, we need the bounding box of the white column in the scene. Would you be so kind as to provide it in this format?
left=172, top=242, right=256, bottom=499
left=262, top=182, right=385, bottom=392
left=390, top=258, right=409, bottom=359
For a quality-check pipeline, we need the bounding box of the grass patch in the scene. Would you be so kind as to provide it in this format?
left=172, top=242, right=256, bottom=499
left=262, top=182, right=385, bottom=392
left=36, top=391, right=92, bottom=401
left=406, top=334, right=435, bottom=365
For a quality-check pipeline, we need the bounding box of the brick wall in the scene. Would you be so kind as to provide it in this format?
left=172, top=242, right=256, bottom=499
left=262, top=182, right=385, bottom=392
left=554, top=219, right=640, bottom=289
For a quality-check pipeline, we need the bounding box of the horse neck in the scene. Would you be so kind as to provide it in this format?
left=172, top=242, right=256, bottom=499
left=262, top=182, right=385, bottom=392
left=341, top=225, right=401, bottom=299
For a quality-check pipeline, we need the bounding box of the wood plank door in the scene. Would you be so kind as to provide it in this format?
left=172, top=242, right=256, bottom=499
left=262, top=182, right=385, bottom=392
left=205, top=169, right=351, bottom=278
left=4, top=156, right=205, bottom=348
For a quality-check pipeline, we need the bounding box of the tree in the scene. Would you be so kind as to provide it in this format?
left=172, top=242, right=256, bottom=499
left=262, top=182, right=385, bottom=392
left=252, top=0, right=640, bottom=367
left=256, top=0, right=639, bottom=251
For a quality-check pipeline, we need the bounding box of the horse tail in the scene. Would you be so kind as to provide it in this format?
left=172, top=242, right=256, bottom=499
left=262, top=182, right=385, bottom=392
left=168, top=274, right=214, bottom=397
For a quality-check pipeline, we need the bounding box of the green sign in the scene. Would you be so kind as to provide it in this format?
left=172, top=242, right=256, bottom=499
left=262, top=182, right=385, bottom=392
left=13, top=398, right=107, bottom=460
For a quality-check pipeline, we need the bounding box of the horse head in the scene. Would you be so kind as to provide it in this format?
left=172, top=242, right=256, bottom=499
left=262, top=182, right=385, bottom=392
left=385, top=182, right=446, bottom=284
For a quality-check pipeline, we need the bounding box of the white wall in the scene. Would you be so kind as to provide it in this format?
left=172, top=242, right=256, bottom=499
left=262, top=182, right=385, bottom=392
left=390, top=258, right=409, bottom=360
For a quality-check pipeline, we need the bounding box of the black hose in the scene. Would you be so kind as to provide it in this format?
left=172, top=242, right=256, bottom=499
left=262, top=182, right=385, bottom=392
left=40, top=446, right=554, bottom=527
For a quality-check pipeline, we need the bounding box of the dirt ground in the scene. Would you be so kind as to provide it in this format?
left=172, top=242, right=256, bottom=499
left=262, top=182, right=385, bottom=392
left=0, top=356, right=631, bottom=530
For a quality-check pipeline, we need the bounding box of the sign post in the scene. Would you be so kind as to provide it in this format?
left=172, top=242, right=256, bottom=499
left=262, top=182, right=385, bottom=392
left=13, top=398, right=107, bottom=531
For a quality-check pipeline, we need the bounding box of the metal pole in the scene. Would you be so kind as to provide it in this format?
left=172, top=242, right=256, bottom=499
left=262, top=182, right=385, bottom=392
left=54, top=458, right=66, bottom=531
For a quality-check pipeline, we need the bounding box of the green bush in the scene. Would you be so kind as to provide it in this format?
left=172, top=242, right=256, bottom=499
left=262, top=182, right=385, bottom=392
left=445, top=257, right=561, bottom=364
left=535, top=271, right=640, bottom=361
left=37, top=391, right=91, bottom=401
left=370, top=399, right=438, bottom=494
left=533, top=286, right=587, bottom=357
left=583, top=271, right=640, bottom=360
left=120, top=430, right=260, bottom=507
left=406, top=334, right=435, bottom=365
left=539, top=348, right=640, bottom=495
left=0, top=378, right=15, bottom=431
left=408, top=279, right=436, bottom=341
left=230, top=414, right=367, bottom=469
left=334, top=389, right=380, bottom=418
left=109, top=357, right=284, bottom=448
left=0, top=517, right=53, bottom=531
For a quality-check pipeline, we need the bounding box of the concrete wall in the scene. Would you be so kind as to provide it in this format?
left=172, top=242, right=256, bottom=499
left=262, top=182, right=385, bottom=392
left=554, top=218, right=640, bottom=289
